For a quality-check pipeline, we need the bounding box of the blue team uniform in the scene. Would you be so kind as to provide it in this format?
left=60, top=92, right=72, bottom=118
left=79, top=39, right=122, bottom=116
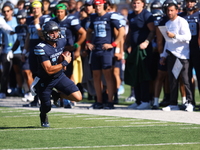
left=52, top=14, right=81, bottom=46
left=26, top=15, right=51, bottom=76
left=127, top=9, right=154, bottom=103
left=15, top=24, right=29, bottom=70
left=157, top=15, right=169, bottom=71
left=179, top=10, right=200, bottom=92
left=52, top=14, right=82, bottom=77
left=89, top=12, right=123, bottom=70
left=34, top=37, right=79, bottom=113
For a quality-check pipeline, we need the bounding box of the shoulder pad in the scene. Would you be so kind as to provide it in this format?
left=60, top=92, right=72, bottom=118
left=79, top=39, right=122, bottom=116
left=60, top=34, right=65, bottom=39
left=44, top=17, right=51, bottom=23
left=37, top=43, right=46, bottom=47
left=71, top=19, right=79, bottom=26
left=68, top=15, right=75, bottom=19
left=120, top=19, right=126, bottom=26
left=111, top=13, right=121, bottom=20
left=34, top=49, right=45, bottom=55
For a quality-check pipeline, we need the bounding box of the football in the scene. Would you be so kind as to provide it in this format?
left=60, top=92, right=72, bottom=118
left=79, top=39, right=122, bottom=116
left=57, top=51, right=70, bottom=63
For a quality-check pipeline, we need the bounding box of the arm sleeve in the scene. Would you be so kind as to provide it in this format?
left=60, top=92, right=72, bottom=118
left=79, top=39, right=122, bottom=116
left=71, top=18, right=82, bottom=31
left=0, top=17, right=13, bottom=34
left=111, top=13, right=124, bottom=29
left=175, top=18, right=191, bottom=42
left=34, top=48, right=49, bottom=63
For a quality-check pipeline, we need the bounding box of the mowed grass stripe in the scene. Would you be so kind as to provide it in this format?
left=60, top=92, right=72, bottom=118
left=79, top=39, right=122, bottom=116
left=1, top=142, right=200, bottom=150
left=0, top=123, right=193, bottom=132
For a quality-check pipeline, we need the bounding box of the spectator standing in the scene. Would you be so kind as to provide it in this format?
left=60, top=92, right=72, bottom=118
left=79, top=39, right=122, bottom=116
left=125, top=0, right=155, bottom=109
left=0, top=2, right=23, bottom=99
left=86, top=0, right=124, bottom=109
left=160, top=2, right=194, bottom=112
left=23, top=0, right=51, bottom=107
left=179, top=0, right=200, bottom=107
left=12, top=10, right=34, bottom=102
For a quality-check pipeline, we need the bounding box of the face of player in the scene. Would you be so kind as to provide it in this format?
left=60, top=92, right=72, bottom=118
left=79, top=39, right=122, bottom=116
left=32, top=7, right=42, bottom=16
left=95, top=4, right=105, bottom=15
left=85, top=5, right=94, bottom=14
left=3, top=6, right=13, bottom=21
left=167, top=5, right=178, bottom=20
left=43, top=1, right=50, bottom=11
left=47, top=30, right=59, bottom=41
left=56, top=9, right=66, bottom=20
left=76, top=1, right=83, bottom=11
left=186, top=1, right=196, bottom=9
left=69, top=0, right=76, bottom=11
left=18, top=18, right=26, bottom=25
left=132, top=0, right=144, bottom=14
left=17, top=3, right=24, bottom=10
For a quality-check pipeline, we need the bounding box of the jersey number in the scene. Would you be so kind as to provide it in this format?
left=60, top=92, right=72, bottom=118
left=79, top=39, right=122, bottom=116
left=94, top=24, right=106, bottom=37
left=189, top=22, right=197, bottom=36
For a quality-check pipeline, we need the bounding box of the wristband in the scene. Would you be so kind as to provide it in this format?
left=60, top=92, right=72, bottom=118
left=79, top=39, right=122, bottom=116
left=111, top=42, right=117, bottom=47
left=73, top=43, right=80, bottom=49
left=61, top=60, right=69, bottom=67
left=22, top=49, right=27, bottom=54
left=35, top=24, right=41, bottom=29
left=144, top=40, right=149, bottom=44
left=115, top=47, right=120, bottom=53
left=86, top=41, right=91, bottom=44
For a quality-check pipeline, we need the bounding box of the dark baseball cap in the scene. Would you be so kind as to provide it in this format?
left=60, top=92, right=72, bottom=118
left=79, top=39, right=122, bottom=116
left=85, top=0, right=93, bottom=5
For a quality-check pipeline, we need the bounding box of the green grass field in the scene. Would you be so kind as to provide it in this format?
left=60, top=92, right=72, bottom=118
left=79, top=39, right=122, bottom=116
left=0, top=84, right=200, bottom=150
left=0, top=107, right=200, bottom=150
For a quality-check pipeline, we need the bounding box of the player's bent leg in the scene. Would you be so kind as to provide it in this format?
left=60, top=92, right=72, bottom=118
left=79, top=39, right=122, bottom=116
left=61, top=91, right=82, bottom=102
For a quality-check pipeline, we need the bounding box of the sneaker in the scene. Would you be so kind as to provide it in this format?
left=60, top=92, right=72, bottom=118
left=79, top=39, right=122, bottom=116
left=87, top=102, right=97, bottom=109
left=22, top=92, right=34, bottom=102
left=63, top=99, right=72, bottom=108
left=127, top=103, right=138, bottom=109
left=40, top=113, right=50, bottom=127
left=23, top=101, right=39, bottom=107
left=0, top=93, right=6, bottom=99
left=93, top=102, right=104, bottom=109
left=124, top=96, right=136, bottom=102
left=159, top=99, right=170, bottom=107
left=51, top=90, right=60, bottom=107
left=104, top=102, right=114, bottom=109
left=118, top=85, right=125, bottom=95
left=152, top=105, right=159, bottom=110
left=185, top=103, right=194, bottom=112
left=136, top=102, right=150, bottom=110
left=179, top=102, right=189, bottom=110
left=162, top=105, right=180, bottom=111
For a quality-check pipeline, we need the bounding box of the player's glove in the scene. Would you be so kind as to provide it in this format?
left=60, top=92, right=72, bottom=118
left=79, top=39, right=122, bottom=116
left=7, top=50, right=13, bottom=62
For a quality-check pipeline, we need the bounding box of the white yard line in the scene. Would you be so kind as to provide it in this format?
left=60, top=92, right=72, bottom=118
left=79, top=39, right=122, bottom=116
left=0, top=123, right=192, bottom=132
left=2, top=142, right=200, bottom=150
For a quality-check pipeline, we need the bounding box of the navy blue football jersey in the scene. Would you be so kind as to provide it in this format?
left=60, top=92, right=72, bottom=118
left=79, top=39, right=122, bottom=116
left=179, top=11, right=200, bottom=47
left=81, top=17, right=90, bottom=31
left=128, top=9, right=154, bottom=47
left=89, top=12, right=124, bottom=46
left=26, top=15, right=51, bottom=47
left=52, top=14, right=81, bottom=46
left=34, top=36, right=66, bottom=79
left=15, top=24, right=29, bottom=50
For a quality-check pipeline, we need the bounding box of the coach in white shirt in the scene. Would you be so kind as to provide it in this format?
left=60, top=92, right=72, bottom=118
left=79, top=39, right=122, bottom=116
left=160, top=2, right=194, bottom=112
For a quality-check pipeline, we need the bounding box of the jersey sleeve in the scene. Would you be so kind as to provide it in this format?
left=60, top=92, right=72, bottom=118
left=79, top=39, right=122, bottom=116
left=110, top=13, right=125, bottom=29
left=70, top=16, right=82, bottom=31
left=144, top=10, right=154, bottom=24
left=34, top=45, right=49, bottom=64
